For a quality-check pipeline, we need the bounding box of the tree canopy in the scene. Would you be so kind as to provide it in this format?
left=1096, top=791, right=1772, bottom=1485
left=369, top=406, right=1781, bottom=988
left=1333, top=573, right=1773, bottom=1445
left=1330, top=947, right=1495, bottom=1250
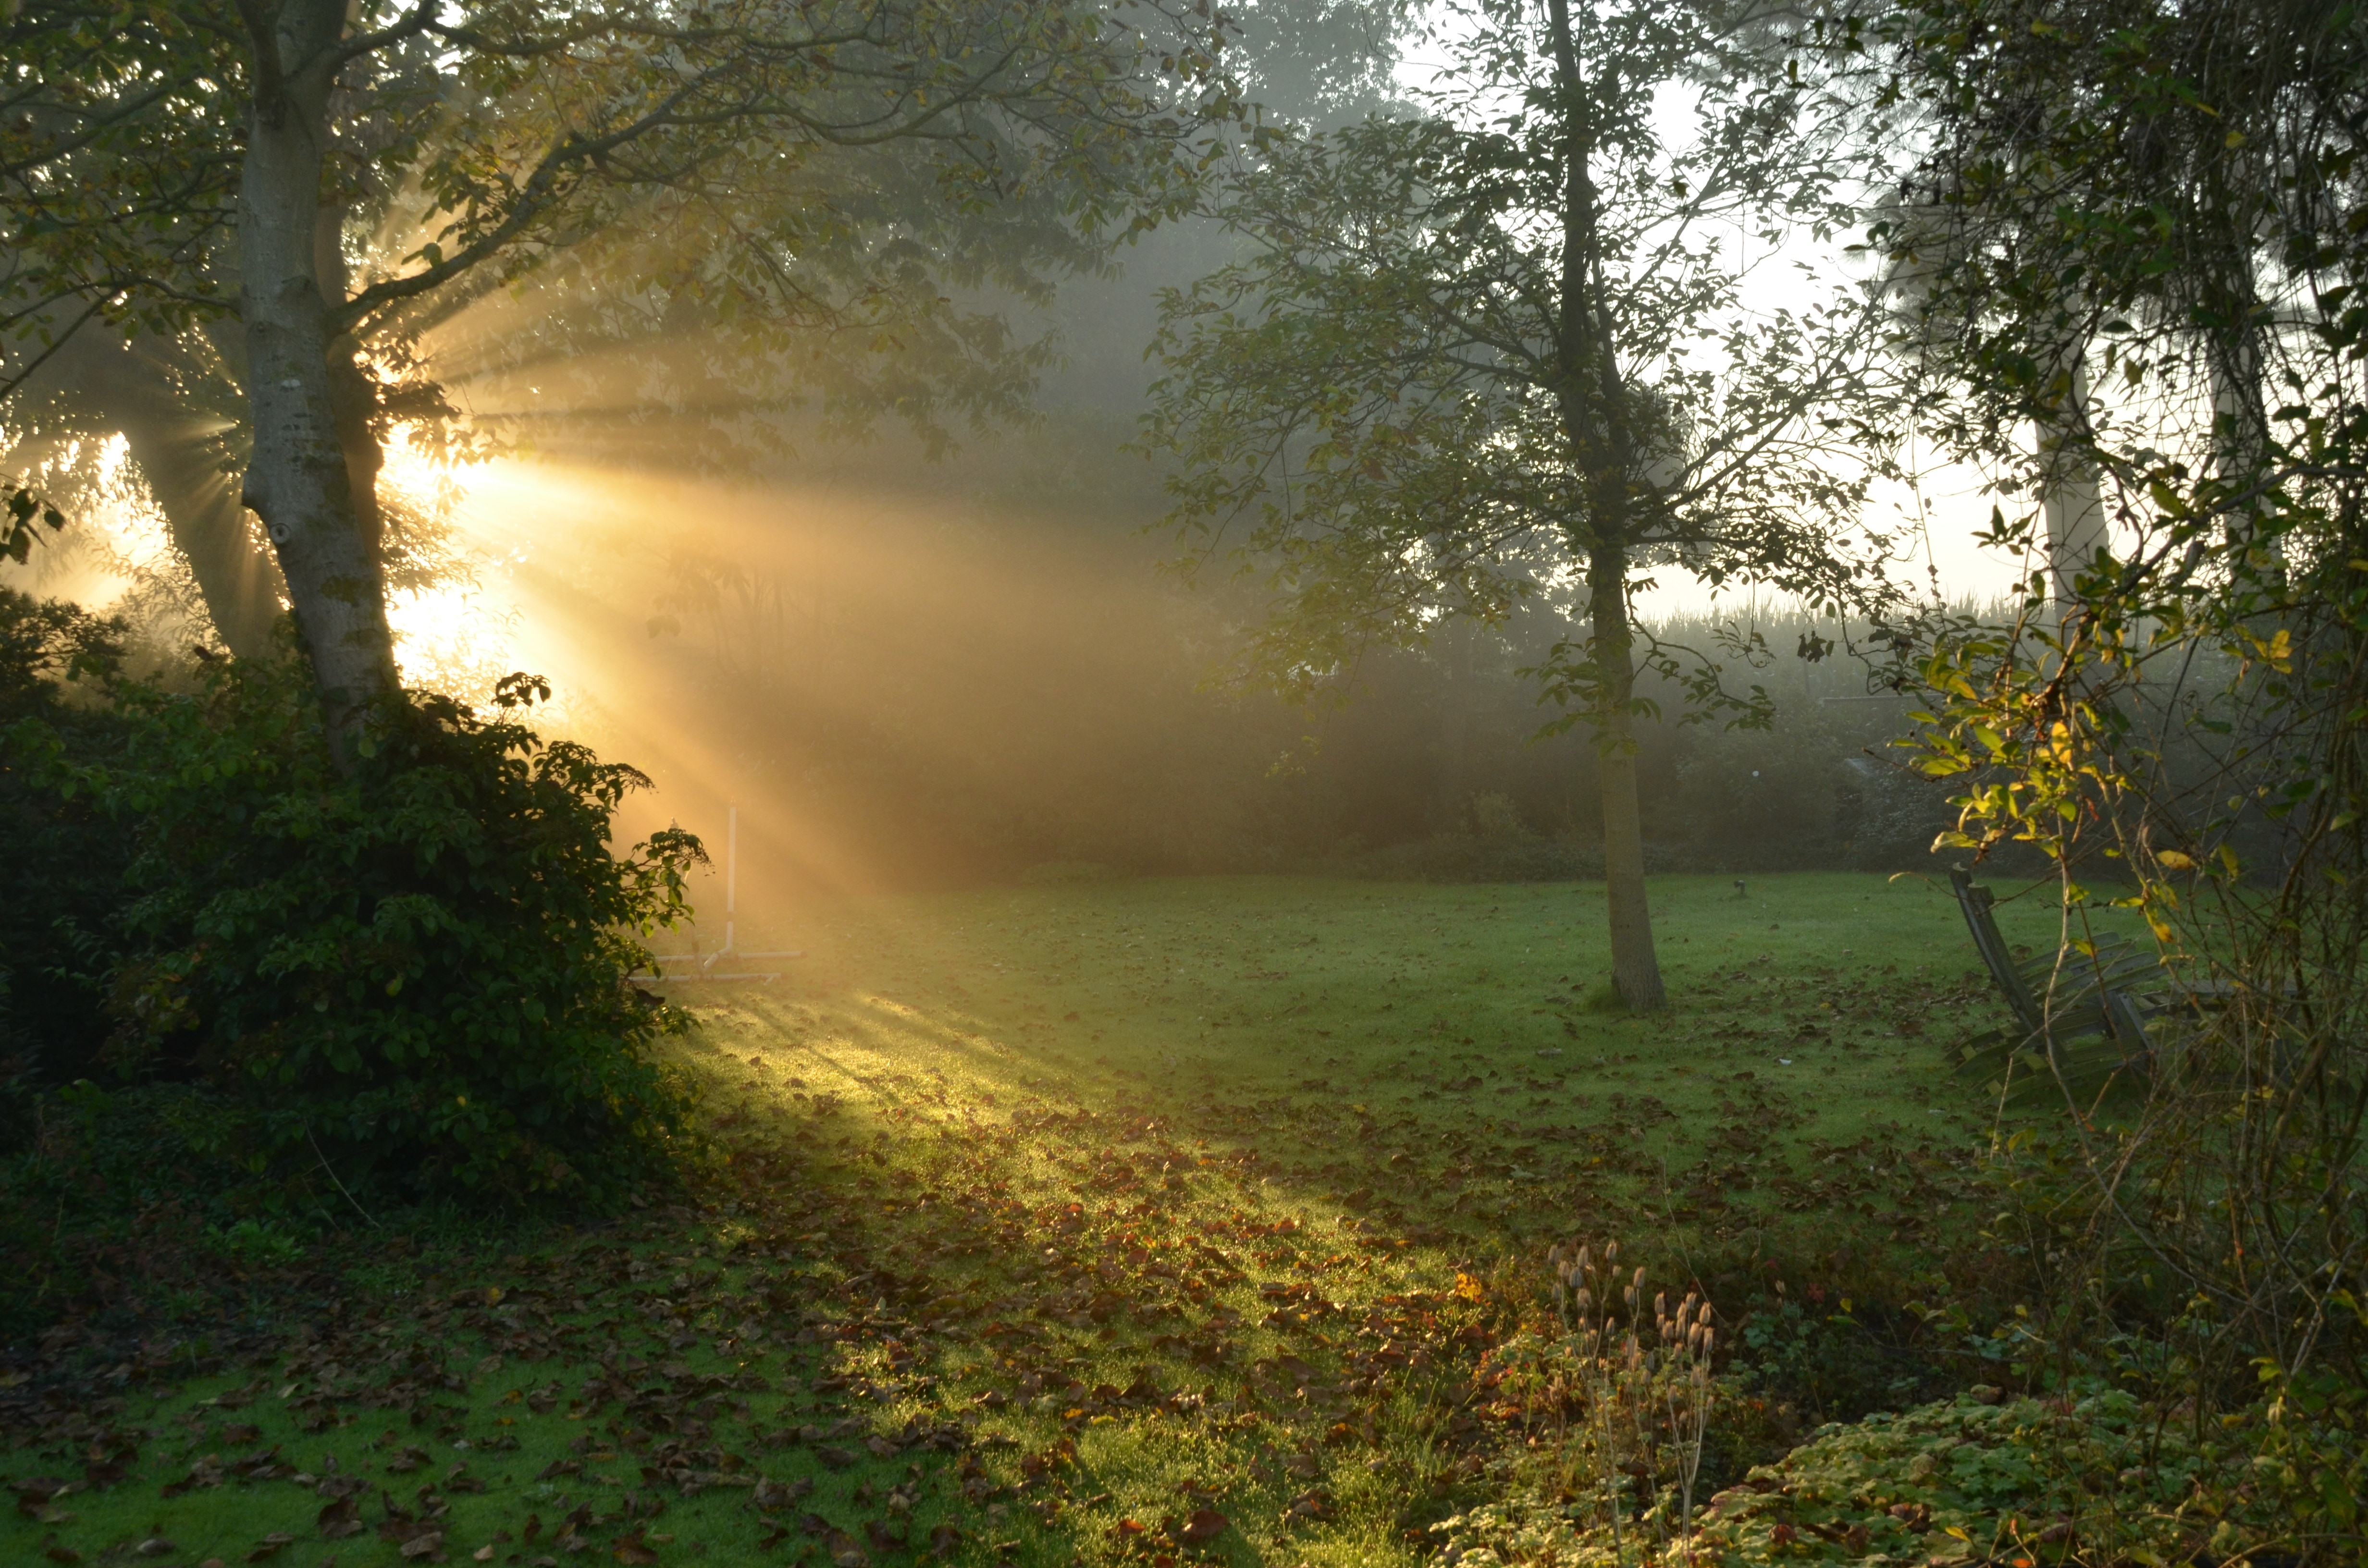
left=3, top=0, right=1244, bottom=736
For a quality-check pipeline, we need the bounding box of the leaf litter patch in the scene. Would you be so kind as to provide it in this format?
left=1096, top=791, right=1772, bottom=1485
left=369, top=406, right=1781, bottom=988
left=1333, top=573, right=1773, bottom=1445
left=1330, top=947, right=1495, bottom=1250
left=1, top=1078, right=1544, bottom=1568
left=3, top=925, right=2017, bottom=1568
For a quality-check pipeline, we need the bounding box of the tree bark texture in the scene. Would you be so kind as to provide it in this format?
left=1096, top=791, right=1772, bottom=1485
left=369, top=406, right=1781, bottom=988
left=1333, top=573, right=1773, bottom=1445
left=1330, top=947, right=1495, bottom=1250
left=1588, top=553, right=1666, bottom=1011
left=237, top=0, right=396, bottom=747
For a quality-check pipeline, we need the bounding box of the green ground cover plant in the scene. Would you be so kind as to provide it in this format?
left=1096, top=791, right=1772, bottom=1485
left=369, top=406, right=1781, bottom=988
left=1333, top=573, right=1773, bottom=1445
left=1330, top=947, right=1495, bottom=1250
left=5, top=872, right=2219, bottom=1568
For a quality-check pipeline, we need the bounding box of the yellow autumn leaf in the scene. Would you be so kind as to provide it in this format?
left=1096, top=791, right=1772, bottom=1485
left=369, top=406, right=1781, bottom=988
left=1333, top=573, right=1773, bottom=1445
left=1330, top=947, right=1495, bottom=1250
left=2156, top=849, right=2195, bottom=870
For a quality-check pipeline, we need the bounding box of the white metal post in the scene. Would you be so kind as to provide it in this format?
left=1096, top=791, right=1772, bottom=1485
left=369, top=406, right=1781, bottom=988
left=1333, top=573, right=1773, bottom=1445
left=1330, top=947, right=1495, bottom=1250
left=634, top=802, right=801, bottom=982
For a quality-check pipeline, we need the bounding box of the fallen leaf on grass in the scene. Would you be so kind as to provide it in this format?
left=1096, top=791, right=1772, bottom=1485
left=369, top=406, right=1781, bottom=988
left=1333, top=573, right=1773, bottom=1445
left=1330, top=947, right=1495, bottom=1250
left=753, top=1477, right=815, bottom=1511
left=1178, top=1509, right=1228, bottom=1544
left=245, top=1533, right=296, bottom=1562
left=229, top=1446, right=288, bottom=1481
left=613, top=1532, right=659, bottom=1565
left=12, top=1477, right=72, bottom=1512
left=161, top=1457, right=224, bottom=1497
left=136, top=1540, right=177, bottom=1557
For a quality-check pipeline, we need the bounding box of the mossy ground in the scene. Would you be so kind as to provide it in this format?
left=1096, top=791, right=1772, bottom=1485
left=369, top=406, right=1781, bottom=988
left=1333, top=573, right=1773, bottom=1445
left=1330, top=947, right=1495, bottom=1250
left=1, top=872, right=2107, bottom=1568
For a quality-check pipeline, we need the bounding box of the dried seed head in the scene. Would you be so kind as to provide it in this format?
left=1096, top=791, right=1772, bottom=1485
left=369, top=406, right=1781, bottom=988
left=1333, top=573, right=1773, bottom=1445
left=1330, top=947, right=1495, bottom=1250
left=1633, top=1266, right=1646, bottom=1290
left=1576, top=1246, right=1592, bottom=1273
left=1699, top=1301, right=1714, bottom=1327
left=1655, top=1290, right=1667, bottom=1319
left=1604, top=1241, right=1619, bottom=1263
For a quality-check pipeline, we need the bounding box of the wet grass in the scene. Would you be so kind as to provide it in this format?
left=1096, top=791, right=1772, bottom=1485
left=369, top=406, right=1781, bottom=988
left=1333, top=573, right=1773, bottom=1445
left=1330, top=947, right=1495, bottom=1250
left=0, top=871, right=2088, bottom=1568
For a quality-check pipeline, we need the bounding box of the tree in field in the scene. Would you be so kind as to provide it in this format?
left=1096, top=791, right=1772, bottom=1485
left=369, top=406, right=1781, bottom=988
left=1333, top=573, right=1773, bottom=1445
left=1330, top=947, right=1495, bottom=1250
left=1141, top=0, right=1900, bottom=1008
left=2, top=0, right=1237, bottom=748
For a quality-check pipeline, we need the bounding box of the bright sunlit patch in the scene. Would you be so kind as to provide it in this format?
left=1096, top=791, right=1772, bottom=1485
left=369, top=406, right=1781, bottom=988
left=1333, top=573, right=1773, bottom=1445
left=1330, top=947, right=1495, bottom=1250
left=378, top=423, right=432, bottom=503
left=389, top=581, right=518, bottom=698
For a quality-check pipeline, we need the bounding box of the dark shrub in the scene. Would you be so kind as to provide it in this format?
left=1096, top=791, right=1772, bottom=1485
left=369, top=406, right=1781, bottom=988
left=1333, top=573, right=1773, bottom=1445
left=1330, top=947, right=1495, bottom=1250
left=4, top=615, right=707, bottom=1204
left=0, top=588, right=131, bottom=1085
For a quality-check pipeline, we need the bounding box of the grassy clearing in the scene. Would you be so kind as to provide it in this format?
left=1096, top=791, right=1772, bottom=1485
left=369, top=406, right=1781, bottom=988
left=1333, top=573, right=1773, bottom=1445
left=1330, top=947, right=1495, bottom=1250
left=1, top=872, right=2086, bottom=1568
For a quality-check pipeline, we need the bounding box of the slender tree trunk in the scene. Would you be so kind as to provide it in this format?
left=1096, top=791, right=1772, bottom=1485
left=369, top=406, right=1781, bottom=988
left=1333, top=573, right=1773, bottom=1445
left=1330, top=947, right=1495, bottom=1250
left=1437, top=620, right=1476, bottom=833
left=2036, top=350, right=2104, bottom=631
left=2207, top=290, right=2283, bottom=588
left=1588, top=551, right=1665, bottom=1010
left=236, top=0, right=397, bottom=752
left=119, top=405, right=285, bottom=659
left=34, top=328, right=285, bottom=658
left=1545, top=0, right=1664, bottom=1010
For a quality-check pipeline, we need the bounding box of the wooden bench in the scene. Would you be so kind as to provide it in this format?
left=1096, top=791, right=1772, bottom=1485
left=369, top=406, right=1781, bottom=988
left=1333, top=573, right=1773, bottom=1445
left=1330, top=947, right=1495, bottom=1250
left=1946, top=868, right=2159, bottom=1105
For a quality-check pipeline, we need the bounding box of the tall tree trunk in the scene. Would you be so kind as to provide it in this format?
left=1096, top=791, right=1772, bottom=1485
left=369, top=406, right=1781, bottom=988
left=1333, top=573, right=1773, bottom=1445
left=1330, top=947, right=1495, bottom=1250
left=236, top=0, right=396, bottom=752
left=1436, top=620, right=1475, bottom=832
left=1588, top=551, right=1665, bottom=1010
left=1546, top=0, right=1664, bottom=1010
left=118, top=404, right=284, bottom=659
left=32, top=327, right=285, bottom=658
left=2036, top=350, right=2105, bottom=630
left=315, top=205, right=388, bottom=572
left=2207, top=287, right=2282, bottom=588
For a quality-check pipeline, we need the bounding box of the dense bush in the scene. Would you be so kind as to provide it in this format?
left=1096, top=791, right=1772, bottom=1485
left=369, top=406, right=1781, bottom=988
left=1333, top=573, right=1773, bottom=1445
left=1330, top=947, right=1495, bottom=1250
left=0, top=588, right=133, bottom=1083
left=0, top=592, right=705, bottom=1204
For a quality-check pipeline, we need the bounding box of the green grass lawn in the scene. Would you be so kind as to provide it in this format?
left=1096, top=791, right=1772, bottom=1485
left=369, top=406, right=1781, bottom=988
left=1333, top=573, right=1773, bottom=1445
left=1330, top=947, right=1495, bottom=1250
left=2, top=871, right=2097, bottom=1568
